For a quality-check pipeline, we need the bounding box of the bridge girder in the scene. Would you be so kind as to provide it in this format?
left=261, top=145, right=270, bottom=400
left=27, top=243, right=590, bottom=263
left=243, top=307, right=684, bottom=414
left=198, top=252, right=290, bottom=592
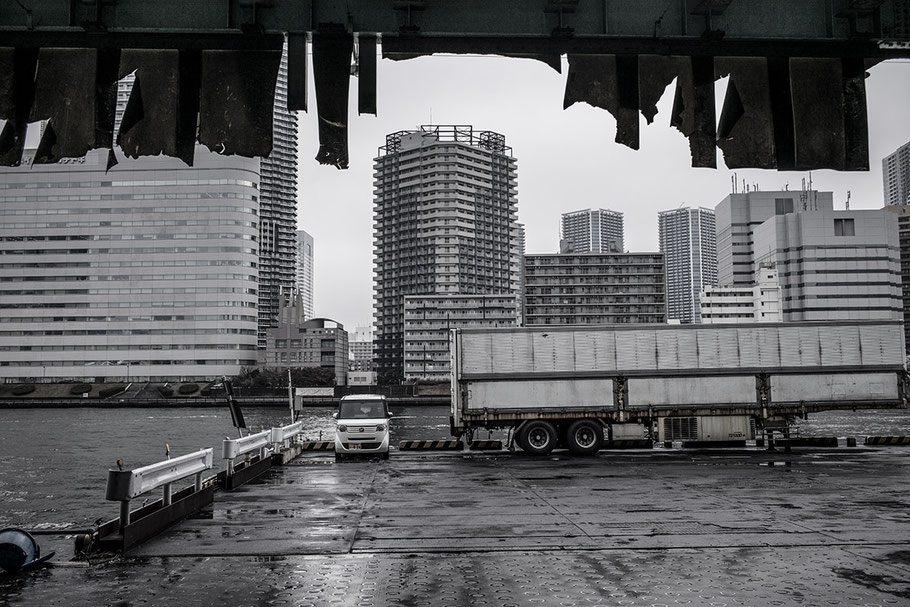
left=1, top=1, right=909, bottom=169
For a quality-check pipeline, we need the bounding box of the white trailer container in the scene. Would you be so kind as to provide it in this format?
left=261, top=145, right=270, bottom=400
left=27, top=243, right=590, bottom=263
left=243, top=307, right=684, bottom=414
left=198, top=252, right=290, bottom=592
left=450, top=321, right=907, bottom=455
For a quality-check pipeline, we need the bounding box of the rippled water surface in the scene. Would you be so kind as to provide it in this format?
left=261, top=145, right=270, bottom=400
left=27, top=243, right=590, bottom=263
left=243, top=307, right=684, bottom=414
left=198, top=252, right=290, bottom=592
left=0, top=405, right=452, bottom=530
left=0, top=404, right=907, bottom=530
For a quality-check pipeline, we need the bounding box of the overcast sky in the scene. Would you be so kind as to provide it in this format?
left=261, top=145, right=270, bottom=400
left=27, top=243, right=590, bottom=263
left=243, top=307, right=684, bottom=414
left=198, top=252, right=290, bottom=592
left=296, top=55, right=910, bottom=331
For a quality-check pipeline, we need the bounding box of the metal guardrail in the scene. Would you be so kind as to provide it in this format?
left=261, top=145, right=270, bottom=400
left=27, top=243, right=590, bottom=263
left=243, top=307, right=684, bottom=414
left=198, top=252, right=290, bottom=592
left=221, top=430, right=271, bottom=476
left=270, top=421, right=303, bottom=448
left=105, top=448, right=213, bottom=530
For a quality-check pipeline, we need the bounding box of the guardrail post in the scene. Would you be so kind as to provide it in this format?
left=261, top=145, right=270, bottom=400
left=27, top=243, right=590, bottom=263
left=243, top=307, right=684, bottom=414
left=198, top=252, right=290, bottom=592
left=162, top=483, right=172, bottom=507
left=120, top=501, right=131, bottom=530
left=195, top=471, right=203, bottom=492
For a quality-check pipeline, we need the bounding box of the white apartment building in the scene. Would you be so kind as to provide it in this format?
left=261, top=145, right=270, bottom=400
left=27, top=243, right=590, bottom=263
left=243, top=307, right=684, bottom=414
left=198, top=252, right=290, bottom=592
left=753, top=209, right=901, bottom=321
left=715, top=190, right=834, bottom=286
left=373, top=125, right=521, bottom=378
left=349, top=325, right=374, bottom=372
left=0, top=148, right=260, bottom=381
left=403, top=294, right=520, bottom=382
left=295, top=230, right=315, bottom=319
left=658, top=207, right=717, bottom=324
left=883, top=140, right=910, bottom=206
left=560, top=208, right=624, bottom=253
left=701, top=264, right=782, bottom=323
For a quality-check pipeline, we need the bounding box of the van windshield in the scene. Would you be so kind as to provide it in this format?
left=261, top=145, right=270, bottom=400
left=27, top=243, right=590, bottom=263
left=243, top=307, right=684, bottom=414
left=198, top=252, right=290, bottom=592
left=338, top=400, right=386, bottom=419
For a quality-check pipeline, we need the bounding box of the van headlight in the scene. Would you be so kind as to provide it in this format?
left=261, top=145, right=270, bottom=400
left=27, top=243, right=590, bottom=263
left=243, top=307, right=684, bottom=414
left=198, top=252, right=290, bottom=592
left=338, top=424, right=348, bottom=432
left=375, top=424, right=385, bottom=431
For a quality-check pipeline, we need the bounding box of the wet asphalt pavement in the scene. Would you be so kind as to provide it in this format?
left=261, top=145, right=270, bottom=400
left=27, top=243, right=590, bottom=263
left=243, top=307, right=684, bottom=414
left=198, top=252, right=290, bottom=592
left=2, top=447, right=909, bottom=606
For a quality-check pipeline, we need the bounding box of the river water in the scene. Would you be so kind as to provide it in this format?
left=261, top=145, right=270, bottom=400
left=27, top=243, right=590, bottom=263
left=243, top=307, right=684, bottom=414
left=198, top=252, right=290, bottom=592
left=1, top=405, right=908, bottom=532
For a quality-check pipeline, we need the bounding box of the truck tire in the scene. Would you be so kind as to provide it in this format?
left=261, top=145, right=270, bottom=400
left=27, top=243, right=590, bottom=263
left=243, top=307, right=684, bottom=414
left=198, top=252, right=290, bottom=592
left=565, top=419, right=604, bottom=455
left=518, top=420, right=557, bottom=455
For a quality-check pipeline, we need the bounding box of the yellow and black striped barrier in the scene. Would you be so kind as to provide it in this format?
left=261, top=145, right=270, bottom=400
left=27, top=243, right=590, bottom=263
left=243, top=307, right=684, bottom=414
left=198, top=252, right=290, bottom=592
left=468, top=440, right=503, bottom=450
left=300, top=441, right=335, bottom=451
left=398, top=439, right=463, bottom=451
left=864, top=436, right=910, bottom=446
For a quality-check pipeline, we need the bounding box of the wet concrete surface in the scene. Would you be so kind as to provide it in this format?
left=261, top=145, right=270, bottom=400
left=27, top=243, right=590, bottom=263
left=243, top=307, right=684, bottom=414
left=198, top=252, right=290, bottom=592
left=2, top=447, right=909, bottom=606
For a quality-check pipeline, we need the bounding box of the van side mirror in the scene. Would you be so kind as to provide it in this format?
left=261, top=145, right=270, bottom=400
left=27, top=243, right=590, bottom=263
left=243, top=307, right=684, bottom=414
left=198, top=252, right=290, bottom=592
left=387, top=412, right=393, bottom=419
left=332, top=412, right=338, bottom=420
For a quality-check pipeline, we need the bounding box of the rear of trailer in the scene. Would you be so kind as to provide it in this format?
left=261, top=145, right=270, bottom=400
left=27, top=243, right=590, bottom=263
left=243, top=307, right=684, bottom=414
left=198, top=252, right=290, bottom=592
left=450, top=321, right=907, bottom=455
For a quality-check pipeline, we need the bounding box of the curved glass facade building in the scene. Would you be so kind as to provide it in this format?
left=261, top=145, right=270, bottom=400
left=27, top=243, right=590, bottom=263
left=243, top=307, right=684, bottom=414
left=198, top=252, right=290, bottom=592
left=0, top=148, right=261, bottom=381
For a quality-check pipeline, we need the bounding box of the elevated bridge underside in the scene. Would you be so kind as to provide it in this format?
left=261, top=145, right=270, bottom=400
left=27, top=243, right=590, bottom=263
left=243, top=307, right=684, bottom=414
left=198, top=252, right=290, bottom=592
left=2, top=1, right=910, bottom=169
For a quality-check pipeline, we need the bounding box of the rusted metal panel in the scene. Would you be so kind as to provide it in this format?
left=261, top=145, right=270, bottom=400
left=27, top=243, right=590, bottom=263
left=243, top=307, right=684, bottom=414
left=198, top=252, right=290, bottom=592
left=358, top=34, right=377, bottom=116
left=30, top=48, right=96, bottom=163
left=791, top=57, right=846, bottom=170
left=564, top=54, right=639, bottom=150
left=287, top=32, right=308, bottom=111
left=117, top=49, right=191, bottom=165
left=688, top=55, right=717, bottom=168
left=312, top=26, right=353, bottom=169
left=0, top=47, right=38, bottom=167
left=842, top=56, right=872, bottom=171
left=715, top=56, right=776, bottom=169
left=198, top=49, right=281, bottom=158
left=638, top=54, right=689, bottom=125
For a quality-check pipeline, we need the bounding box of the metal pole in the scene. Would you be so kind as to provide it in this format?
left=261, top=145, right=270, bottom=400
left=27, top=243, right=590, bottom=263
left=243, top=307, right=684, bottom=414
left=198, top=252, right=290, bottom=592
left=120, top=501, right=131, bottom=530
left=162, top=483, right=172, bottom=507
left=194, top=471, right=203, bottom=492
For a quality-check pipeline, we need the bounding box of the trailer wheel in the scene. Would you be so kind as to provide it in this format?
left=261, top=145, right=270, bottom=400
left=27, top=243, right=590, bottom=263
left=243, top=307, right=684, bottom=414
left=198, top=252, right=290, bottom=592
left=566, top=419, right=604, bottom=455
left=518, top=420, right=557, bottom=455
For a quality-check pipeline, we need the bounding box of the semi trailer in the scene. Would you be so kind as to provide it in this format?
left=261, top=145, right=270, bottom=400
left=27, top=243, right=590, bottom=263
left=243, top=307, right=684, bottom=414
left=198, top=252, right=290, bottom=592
left=450, top=321, right=907, bottom=455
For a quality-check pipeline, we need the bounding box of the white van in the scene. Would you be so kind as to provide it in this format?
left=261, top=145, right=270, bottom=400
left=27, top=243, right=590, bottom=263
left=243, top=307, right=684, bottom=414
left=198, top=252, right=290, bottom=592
left=334, top=394, right=392, bottom=461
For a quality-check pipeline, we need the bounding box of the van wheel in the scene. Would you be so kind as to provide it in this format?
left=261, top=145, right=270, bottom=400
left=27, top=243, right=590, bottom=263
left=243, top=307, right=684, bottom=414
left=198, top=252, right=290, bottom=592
left=335, top=453, right=343, bottom=462
left=381, top=451, right=389, bottom=460
left=566, top=419, right=604, bottom=455
left=518, top=420, right=557, bottom=456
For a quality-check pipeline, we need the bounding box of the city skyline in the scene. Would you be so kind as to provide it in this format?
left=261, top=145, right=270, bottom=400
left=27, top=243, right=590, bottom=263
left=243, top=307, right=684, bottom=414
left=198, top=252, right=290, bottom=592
left=296, top=55, right=910, bottom=330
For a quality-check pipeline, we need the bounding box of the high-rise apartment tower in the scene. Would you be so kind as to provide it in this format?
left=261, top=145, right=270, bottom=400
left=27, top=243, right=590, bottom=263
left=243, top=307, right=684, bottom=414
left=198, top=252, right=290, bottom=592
left=373, top=125, right=521, bottom=378
left=560, top=208, right=624, bottom=253
left=257, top=47, right=299, bottom=347
left=658, top=207, right=717, bottom=324
left=295, top=230, right=315, bottom=319
left=883, top=141, right=910, bottom=206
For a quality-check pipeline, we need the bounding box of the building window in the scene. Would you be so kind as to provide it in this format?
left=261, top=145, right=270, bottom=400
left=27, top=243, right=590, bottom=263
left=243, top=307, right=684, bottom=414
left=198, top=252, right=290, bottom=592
left=834, top=218, right=855, bottom=236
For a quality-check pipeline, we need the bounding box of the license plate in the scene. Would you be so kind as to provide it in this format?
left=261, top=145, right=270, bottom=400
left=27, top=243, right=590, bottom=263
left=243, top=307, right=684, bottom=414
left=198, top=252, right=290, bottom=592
left=348, top=443, right=361, bottom=449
